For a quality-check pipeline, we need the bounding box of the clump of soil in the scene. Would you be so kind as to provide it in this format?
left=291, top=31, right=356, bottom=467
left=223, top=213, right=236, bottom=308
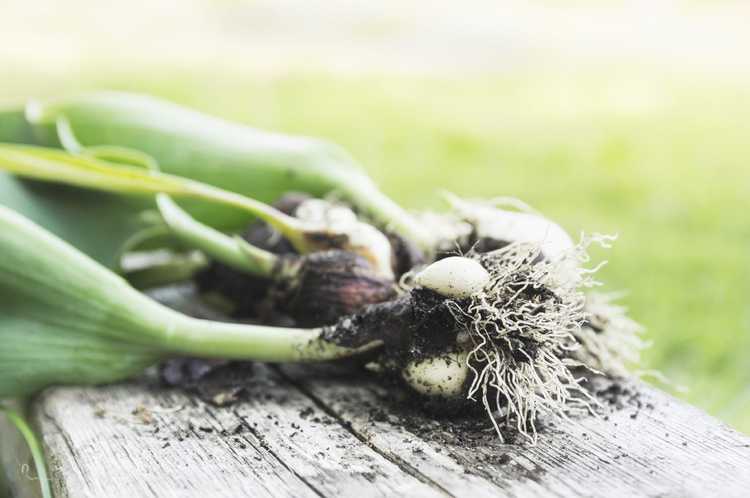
left=322, top=287, right=463, bottom=369
left=155, top=357, right=645, bottom=474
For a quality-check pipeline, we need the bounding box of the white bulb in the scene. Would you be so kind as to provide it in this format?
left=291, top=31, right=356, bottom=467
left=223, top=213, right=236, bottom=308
left=449, top=198, right=574, bottom=261
left=295, top=199, right=393, bottom=277
left=295, top=199, right=354, bottom=224
left=446, top=197, right=580, bottom=286
left=402, top=351, right=469, bottom=397
left=415, top=256, right=489, bottom=298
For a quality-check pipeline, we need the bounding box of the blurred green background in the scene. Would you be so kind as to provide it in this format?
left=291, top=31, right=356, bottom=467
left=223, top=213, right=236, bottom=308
left=1, top=0, right=749, bottom=433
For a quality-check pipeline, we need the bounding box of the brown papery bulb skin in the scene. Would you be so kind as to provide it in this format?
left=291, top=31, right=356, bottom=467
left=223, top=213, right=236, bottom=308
left=285, top=250, right=397, bottom=327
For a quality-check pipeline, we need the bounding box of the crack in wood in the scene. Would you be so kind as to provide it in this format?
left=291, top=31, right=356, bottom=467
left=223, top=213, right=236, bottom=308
left=200, top=404, right=325, bottom=498
left=242, top=418, right=326, bottom=498
left=40, top=406, right=93, bottom=496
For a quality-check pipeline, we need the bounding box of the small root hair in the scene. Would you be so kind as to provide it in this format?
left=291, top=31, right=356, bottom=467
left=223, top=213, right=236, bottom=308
left=445, top=235, right=620, bottom=443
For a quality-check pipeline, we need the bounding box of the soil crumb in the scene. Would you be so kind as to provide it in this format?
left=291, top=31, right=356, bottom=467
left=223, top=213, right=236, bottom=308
left=159, top=359, right=256, bottom=407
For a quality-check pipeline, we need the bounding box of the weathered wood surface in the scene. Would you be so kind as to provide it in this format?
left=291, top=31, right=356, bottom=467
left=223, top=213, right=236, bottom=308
left=21, top=285, right=750, bottom=497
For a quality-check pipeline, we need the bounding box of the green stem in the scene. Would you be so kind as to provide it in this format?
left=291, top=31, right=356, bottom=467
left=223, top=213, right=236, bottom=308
left=56, top=120, right=313, bottom=253
left=25, top=93, right=434, bottom=251
left=0, top=144, right=312, bottom=252
left=346, top=181, right=435, bottom=254
left=0, top=108, right=34, bottom=144
left=183, top=182, right=310, bottom=252
left=116, top=223, right=185, bottom=272
left=0, top=405, right=51, bottom=498
left=56, top=124, right=288, bottom=277
left=58, top=117, right=161, bottom=172
left=157, top=193, right=278, bottom=278
left=126, top=254, right=209, bottom=290
left=161, top=315, right=381, bottom=362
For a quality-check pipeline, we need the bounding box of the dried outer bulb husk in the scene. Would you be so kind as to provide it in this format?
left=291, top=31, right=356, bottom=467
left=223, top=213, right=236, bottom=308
left=294, top=198, right=395, bottom=278
left=284, top=250, right=397, bottom=327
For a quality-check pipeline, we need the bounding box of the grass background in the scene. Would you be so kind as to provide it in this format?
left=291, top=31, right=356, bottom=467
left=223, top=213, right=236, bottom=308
left=4, top=66, right=748, bottom=433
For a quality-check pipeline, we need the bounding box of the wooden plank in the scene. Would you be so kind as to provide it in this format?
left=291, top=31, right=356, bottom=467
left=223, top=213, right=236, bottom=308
left=33, top=366, right=445, bottom=498
left=280, top=364, right=750, bottom=498
left=33, top=363, right=750, bottom=498
left=29, top=283, right=750, bottom=497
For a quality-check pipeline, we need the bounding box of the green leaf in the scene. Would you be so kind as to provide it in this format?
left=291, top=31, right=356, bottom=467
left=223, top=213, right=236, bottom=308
left=0, top=404, right=51, bottom=498
left=125, top=252, right=208, bottom=290
left=0, top=205, right=377, bottom=399
left=157, top=193, right=277, bottom=277
left=0, top=108, right=34, bottom=145
left=0, top=144, right=191, bottom=195
left=0, top=205, right=165, bottom=398
left=0, top=172, right=151, bottom=270
left=0, top=113, right=175, bottom=270
left=14, top=92, right=433, bottom=250
left=0, top=144, right=311, bottom=251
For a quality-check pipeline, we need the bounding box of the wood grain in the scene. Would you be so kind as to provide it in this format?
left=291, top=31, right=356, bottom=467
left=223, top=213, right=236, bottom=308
left=281, top=364, right=750, bottom=498
left=29, top=284, right=750, bottom=497
left=35, top=367, right=442, bottom=498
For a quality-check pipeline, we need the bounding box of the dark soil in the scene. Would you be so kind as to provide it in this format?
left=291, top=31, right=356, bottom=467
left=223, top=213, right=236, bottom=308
left=153, top=357, right=647, bottom=488
left=387, top=230, right=426, bottom=275
left=159, top=359, right=256, bottom=406
left=322, top=287, right=462, bottom=368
